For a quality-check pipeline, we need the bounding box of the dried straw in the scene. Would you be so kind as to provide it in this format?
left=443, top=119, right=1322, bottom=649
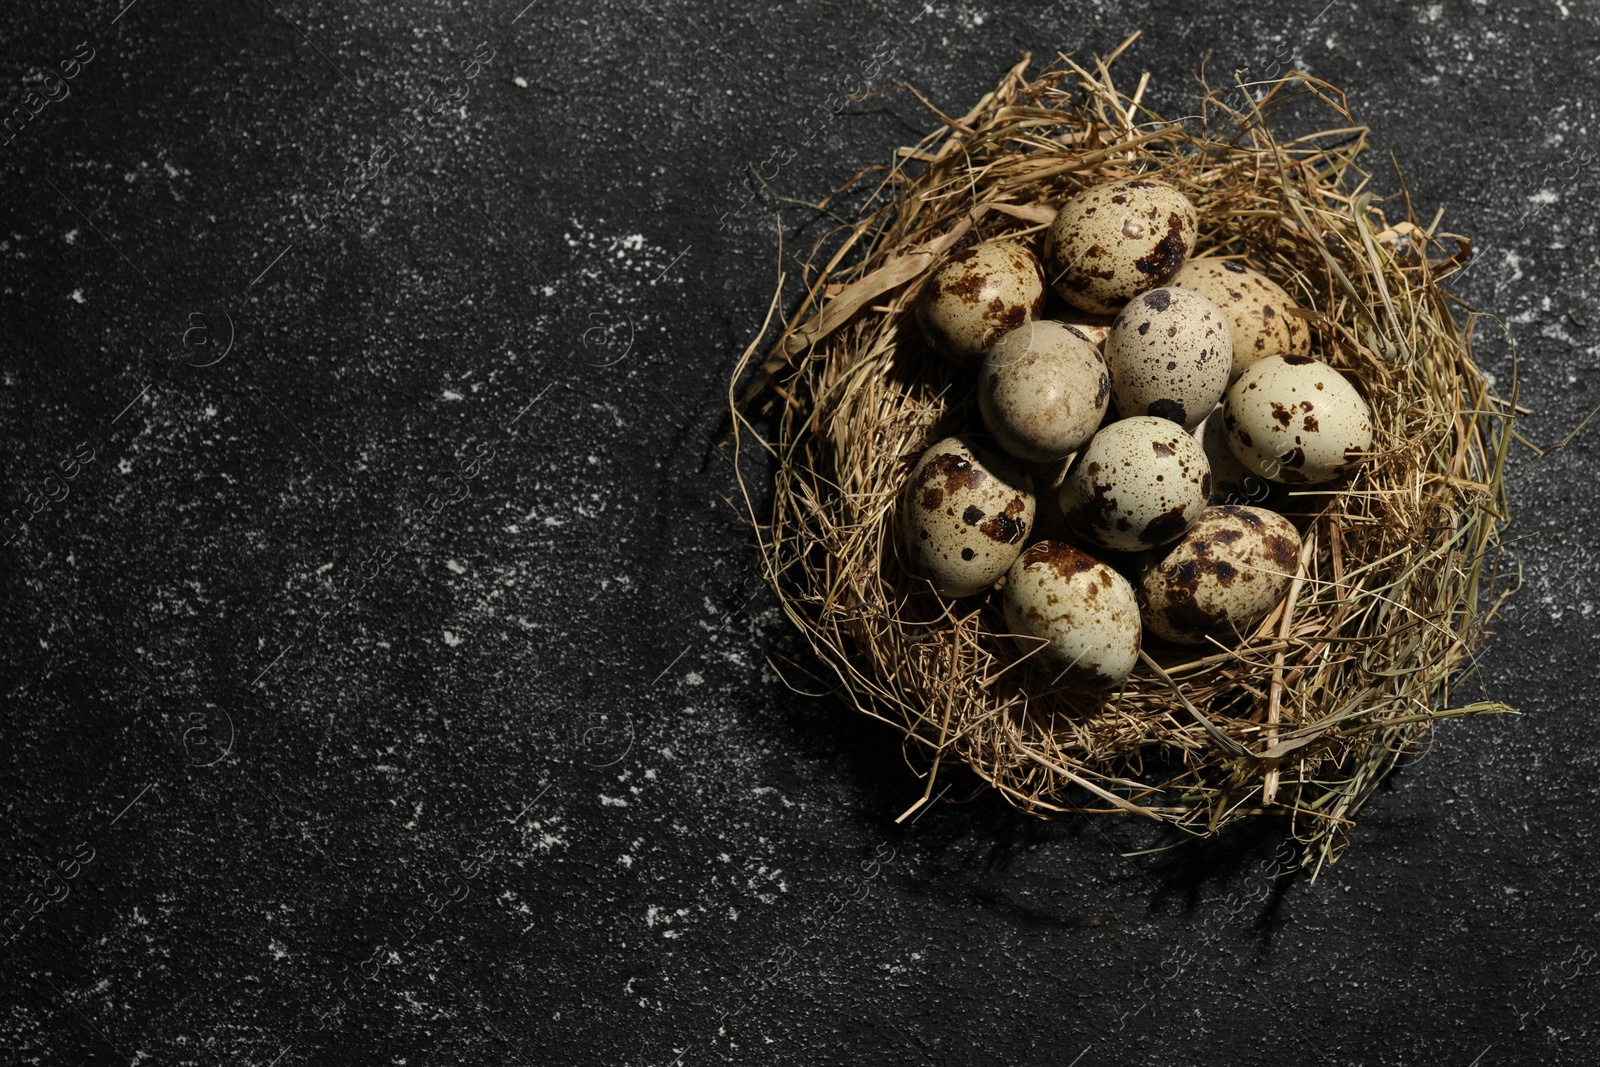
left=729, top=39, right=1518, bottom=874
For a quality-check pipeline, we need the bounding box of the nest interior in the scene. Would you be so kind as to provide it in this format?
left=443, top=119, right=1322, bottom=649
left=729, top=40, right=1518, bottom=873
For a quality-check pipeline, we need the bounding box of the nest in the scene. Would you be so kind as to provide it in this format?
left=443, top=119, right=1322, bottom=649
left=729, top=41, right=1518, bottom=873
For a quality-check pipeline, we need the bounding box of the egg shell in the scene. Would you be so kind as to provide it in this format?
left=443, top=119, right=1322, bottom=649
left=1138, top=505, right=1302, bottom=645
left=902, top=435, right=1036, bottom=597
left=1043, top=178, right=1198, bottom=315
left=1104, top=287, right=1231, bottom=431
left=979, top=320, right=1111, bottom=463
left=1194, top=404, right=1270, bottom=506
left=1168, top=258, right=1311, bottom=381
left=1003, top=540, right=1141, bottom=688
left=1223, top=355, right=1374, bottom=484
left=1060, top=416, right=1211, bottom=553
left=914, top=240, right=1046, bottom=365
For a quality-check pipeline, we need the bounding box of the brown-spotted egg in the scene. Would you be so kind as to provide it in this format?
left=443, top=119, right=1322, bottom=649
left=979, top=320, right=1110, bottom=463
left=1043, top=178, right=1198, bottom=315
left=1168, top=258, right=1311, bottom=381
left=1059, top=416, right=1211, bottom=553
left=1137, top=505, right=1302, bottom=645
left=1104, top=286, right=1231, bottom=431
left=902, top=435, right=1035, bottom=597
left=1002, top=540, right=1141, bottom=688
left=1223, top=355, right=1374, bottom=484
left=914, top=240, right=1045, bottom=365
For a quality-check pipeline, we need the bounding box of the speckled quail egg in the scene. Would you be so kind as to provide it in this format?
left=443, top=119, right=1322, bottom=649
left=914, top=240, right=1046, bottom=365
left=1003, top=540, right=1142, bottom=688
left=1043, top=178, right=1198, bottom=315
left=979, top=320, right=1110, bottom=463
left=1137, top=505, right=1302, bottom=645
left=1060, top=416, right=1211, bottom=553
left=1194, top=404, right=1269, bottom=506
left=1223, top=355, right=1374, bottom=484
left=902, top=435, right=1036, bottom=597
left=1104, top=287, right=1231, bottom=431
left=1168, top=258, right=1311, bottom=381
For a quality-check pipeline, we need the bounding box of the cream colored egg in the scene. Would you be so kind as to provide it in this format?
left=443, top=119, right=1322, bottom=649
left=902, top=435, right=1036, bottom=597
left=1003, top=540, right=1141, bottom=688
left=1168, top=258, right=1311, bottom=381
left=1104, top=287, right=1231, bottom=431
left=1223, top=355, right=1374, bottom=484
left=1043, top=178, right=1198, bottom=315
left=979, top=320, right=1110, bottom=463
left=1137, top=506, right=1302, bottom=645
left=1060, top=416, right=1211, bottom=553
left=914, top=240, right=1046, bottom=365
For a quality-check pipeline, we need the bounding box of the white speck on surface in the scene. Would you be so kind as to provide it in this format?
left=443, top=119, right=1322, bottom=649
left=69, top=288, right=85, bottom=303
left=442, top=630, right=462, bottom=646
left=514, top=75, right=528, bottom=88
left=599, top=794, right=627, bottom=807
left=446, top=559, right=466, bottom=574
left=442, top=389, right=464, bottom=400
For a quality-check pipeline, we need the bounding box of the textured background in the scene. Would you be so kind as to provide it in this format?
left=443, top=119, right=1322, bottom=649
left=2, top=1, right=1597, bottom=1064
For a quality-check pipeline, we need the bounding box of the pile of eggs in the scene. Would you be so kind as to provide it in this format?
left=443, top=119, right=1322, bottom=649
left=902, top=177, right=1374, bottom=690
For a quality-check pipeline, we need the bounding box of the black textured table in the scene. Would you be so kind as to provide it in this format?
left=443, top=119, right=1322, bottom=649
left=3, top=2, right=1597, bottom=1064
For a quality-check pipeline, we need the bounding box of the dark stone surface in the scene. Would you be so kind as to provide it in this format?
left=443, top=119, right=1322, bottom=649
left=2, top=1, right=1596, bottom=1064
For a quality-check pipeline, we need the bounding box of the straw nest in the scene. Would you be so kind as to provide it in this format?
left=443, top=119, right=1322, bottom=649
left=729, top=40, right=1518, bottom=873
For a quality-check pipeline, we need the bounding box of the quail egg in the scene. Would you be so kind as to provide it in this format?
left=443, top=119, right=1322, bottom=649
left=902, top=435, right=1035, bottom=596
left=1060, top=416, right=1211, bottom=553
left=1003, top=540, right=1142, bottom=688
left=1168, top=258, right=1311, bottom=381
left=1104, top=286, right=1231, bottom=431
left=1223, top=355, right=1374, bottom=484
left=914, top=240, right=1046, bottom=365
left=1043, top=178, right=1198, bottom=315
left=979, top=320, right=1110, bottom=463
left=1137, top=505, right=1302, bottom=645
